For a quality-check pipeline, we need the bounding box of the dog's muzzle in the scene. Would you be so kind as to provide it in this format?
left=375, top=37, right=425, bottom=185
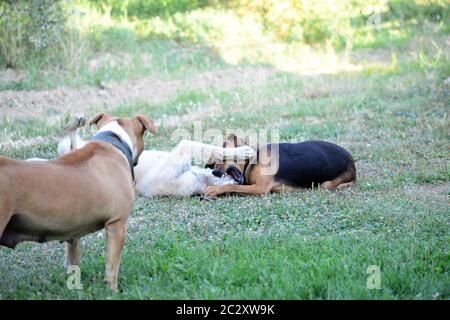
left=211, top=168, right=224, bottom=178
left=227, top=166, right=245, bottom=185
left=212, top=166, right=244, bottom=185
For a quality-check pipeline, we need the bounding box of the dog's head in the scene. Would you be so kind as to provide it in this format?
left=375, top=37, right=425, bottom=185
left=89, top=112, right=157, bottom=166
left=205, top=133, right=249, bottom=185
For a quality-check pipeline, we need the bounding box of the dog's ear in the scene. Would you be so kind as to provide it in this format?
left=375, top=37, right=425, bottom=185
left=226, top=133, right=236, bottom=143
left=134, top=115, right=157, bottom=135
left=89, top=112, right=110, bottom=127
left=226, top=133, right=246, bottom=147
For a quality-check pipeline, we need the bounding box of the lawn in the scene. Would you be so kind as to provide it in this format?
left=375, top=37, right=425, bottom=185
left=0, top=1, right=449, bottom=300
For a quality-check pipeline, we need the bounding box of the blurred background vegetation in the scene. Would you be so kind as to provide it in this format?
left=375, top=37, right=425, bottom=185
left=0, top=0, right=448, bottom=89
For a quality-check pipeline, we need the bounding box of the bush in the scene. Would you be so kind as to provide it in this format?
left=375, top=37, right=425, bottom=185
left=139, top=0, right=449, bottom=45
left=386, top=0, right=449, bottom=23
left=0, top=0, right=66, bottom=68
left=224, top=0, right=386, bottom=44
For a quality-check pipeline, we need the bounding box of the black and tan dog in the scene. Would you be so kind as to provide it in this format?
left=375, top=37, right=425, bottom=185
left=204, top=134, right=356, bottom=196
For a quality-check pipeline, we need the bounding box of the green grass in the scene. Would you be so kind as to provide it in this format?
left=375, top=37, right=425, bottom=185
left=113, top=90, right=211, bottom=118
left=0, top=23, right=449, bottom=300
left=0, top=38, right=227, bottom=91
left=0, top=191, right=448, bottom=299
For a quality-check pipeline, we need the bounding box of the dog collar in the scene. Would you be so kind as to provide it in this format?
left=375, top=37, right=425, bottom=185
left=91, top=131, right=135, bottom=181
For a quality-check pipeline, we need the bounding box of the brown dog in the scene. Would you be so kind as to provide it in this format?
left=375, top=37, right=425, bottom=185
left=0, top=112, right=156, bottom=291
left=204, top=134, right=356, bottom=196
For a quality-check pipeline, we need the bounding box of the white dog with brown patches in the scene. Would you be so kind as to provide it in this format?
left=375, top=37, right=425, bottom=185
left=58, top=115, right=255, bottom=197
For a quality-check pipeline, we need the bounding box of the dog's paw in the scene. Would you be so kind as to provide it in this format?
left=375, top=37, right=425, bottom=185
left=66, top=114, right=87, bottom=131
left=204, top=186, right=221, bottom=197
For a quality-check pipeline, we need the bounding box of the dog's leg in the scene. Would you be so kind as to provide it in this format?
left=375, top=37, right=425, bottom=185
left=204, top=175, right=274, bottom=197
left=68, top=115, right=87, bottom=150
left=58, top=115, right=87, bottom=156
left=104, top=219, right=127, bottom=291
left=66, top=238, right=81, bottom=267
left=0, top=196, right=13, bottom=240
left=66, top=115, right=87, bottom=131
left=170, top=140, right=254, bottom=164
left=0, top=215, right=12, bottom=243
left=335, top=181, right=355, bottom=189
left=320, top=180, right=340, bottom=190
left=271, top=183, right=306, bottom=193
left=321, top=179, right=355, bottom=189
left=321, top=163, right=356, bottom=190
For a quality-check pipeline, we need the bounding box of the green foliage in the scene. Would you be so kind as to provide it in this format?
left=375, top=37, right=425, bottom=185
left=0, top=0, right=66, bottom=68
left=88, top=26, right=139, bottom=52
left=1, top=0, right=449, bottom=89
left=89, top=0, right=211, bottom=18
left=227, top=0, right=364, bottom=44
left=93, top=0, right=377, bottom=45
left=386, top=0, right=449, bottom=22
left=83, top=0, right=450, bottom=47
